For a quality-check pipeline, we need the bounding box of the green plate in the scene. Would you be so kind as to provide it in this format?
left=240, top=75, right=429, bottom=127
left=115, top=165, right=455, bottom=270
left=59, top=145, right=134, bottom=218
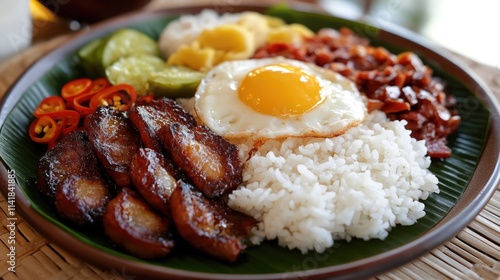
left=1, top=3, right=499, bottom=280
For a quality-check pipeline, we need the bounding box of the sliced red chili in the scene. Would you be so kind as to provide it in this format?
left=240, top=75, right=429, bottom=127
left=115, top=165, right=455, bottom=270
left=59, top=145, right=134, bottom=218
left=90, top=84, right=137, bottom=112
left=61, top=78, right=92, bottom=102
left=29, top=115, right=61, bottom=146
left=89, top=78, right=110, bottom=94
left=46, top=110, right=81, bottom=135
left=34, top=96, right=66, bottom=118
left=73, top=91, right=98, bottom=116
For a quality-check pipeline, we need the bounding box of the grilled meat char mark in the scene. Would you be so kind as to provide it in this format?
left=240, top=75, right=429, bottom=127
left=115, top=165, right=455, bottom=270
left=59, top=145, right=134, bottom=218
left=103, top=187, right=174, bottom=259
left=129, top=97, right=197, bottom=181
left=129, top=148, right=177, bottom=217
left=37, top=130, right=112, bottom=225
left=129, top=97, right=197, bottom=153
left=161, top=123, right=242, bottom=198
left=170, top=180, right=257, bottom=262
left=84, top=106, right=140, bottom=188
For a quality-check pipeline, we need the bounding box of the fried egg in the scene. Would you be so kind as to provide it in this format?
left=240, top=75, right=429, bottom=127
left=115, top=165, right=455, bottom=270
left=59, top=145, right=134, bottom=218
left=194, top=57, right=367, bottom=140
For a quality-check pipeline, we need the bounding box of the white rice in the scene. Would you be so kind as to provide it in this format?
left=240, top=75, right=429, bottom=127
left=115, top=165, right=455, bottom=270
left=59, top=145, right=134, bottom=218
left=227, top=111, right=439, bottom=254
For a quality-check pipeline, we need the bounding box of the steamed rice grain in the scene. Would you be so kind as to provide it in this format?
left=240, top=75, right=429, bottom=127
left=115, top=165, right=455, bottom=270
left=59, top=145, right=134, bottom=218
left=228, top=111, right=439, bottom=254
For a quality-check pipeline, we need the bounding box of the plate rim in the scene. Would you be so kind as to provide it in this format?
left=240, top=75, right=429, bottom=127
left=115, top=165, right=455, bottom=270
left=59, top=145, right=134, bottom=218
left=1, top=2, right=499, bottom=280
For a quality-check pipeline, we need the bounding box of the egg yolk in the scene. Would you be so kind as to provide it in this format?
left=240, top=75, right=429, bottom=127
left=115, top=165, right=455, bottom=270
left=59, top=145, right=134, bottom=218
left=238, top=64, right=325, bottom=118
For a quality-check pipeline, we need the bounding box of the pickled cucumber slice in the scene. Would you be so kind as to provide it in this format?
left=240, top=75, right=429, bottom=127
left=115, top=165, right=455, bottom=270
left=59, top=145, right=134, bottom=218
left=101, top=29, right=160, bottom=69
left=77, top=38, right=106, bottom=78
left=147, top=66, right=205, bottom=98
left=106, top=55, right=166, bottom=96
left=78, top=29, right=160, bottom=77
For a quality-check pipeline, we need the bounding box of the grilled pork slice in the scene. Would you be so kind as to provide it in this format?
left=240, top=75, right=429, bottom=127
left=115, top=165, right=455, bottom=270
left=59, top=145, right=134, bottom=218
left=37, top=131, right=112, bottom=225
left=37, top=131, right=102, bottom=199
left=129, top=97, right=196, bottom=153
left=129, top=148, right=177, bottom=217
left=170, top=180, right=257, bottom=262
left=84, top=106, right=140, bottom=188
left=55, top=175, right=111, bottom=226
left=161, top=123, right=242, bottom=198
left=103, top=188, right=174, bottom=259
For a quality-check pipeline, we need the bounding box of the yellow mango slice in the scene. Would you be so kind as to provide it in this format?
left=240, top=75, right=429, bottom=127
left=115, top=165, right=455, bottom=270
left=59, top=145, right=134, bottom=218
left=167, top=42, right=216, bottom=72
left=267, top=24, right=315, bottom=44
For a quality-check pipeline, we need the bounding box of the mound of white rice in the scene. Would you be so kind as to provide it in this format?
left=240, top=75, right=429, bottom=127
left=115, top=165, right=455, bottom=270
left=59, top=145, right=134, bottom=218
left=228, top=111, right=439, bottom=254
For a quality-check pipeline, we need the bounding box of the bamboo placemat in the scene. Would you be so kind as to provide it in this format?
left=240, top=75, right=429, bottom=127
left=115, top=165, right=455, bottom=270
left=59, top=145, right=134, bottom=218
left=1, top=9, right=500, bottom=280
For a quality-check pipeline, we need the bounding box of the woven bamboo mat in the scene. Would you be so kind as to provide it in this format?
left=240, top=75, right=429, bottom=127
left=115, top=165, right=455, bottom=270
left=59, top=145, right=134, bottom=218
left=1, top=10, right=500, bottom=280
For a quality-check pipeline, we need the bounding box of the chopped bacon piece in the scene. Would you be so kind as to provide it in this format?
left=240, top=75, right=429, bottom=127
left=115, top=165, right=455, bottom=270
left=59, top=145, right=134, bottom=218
left=426, top=138, right=452, bottom=158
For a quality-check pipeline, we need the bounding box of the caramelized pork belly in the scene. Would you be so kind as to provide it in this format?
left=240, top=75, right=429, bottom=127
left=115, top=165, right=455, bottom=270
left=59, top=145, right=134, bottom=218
left=37, top=130, right=112, bottom=225
left=37, top=131, right=103, bottom=199
left=55, top=175, right=111, bottom=226
left=129, top=148, right=177, bottom=217
left=129, top=97, right=197, bottom=153
left=170, top=180, right=257, bottom=262
left=84, top=106, right=140, bottom=188
left=103, top=188, right=174, bottom=259
left=161, top=123, right=242, bottom=198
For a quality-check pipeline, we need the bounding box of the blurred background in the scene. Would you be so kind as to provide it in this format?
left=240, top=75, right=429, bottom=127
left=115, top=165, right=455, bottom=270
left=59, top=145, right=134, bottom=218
left=0, top=0, right=499, bottom=68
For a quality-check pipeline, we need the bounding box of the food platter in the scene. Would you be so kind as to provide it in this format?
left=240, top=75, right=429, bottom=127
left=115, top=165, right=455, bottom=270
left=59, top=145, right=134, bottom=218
left=0, top=2, right=499, bottom=280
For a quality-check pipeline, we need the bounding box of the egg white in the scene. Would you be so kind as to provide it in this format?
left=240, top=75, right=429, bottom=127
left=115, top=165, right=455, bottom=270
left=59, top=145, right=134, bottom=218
left=194, top=57, right=367, bottom=140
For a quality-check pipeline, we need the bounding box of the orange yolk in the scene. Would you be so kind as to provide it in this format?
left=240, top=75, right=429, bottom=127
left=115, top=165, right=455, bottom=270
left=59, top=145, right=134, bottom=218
left=238, top=64, right=325, bottom=118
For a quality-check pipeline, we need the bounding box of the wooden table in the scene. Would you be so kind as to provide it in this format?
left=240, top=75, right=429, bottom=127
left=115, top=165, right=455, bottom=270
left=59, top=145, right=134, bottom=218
left=1, top=1, right=499, bottom=279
